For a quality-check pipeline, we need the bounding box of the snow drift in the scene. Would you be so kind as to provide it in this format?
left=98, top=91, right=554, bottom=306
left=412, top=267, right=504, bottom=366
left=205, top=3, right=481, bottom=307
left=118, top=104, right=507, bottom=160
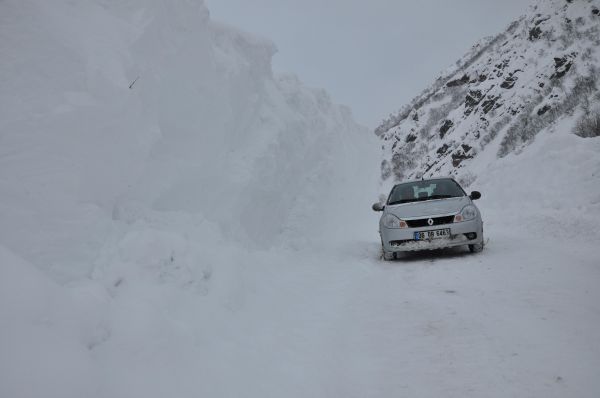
left=0, top=0, right=376, bottom=280
left=0, top=1, right=378, bottom=396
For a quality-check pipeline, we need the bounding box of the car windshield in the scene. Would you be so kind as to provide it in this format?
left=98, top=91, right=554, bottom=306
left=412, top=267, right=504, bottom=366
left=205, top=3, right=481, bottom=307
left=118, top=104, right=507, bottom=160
left=387, top=179, right=466, bottom=205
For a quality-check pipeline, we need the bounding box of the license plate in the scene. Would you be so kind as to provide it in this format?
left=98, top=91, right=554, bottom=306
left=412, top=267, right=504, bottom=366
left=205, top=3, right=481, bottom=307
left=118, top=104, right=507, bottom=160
left=414, top=228, right=451, bottom=241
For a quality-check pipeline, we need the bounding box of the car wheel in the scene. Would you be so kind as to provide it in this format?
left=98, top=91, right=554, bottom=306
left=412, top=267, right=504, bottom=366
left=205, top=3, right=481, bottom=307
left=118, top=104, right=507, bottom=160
left=382, top=250, right=395, bottom=261
left=468, top=232, right=484, bottom=253
left=381, top=241, right=395, bottom=261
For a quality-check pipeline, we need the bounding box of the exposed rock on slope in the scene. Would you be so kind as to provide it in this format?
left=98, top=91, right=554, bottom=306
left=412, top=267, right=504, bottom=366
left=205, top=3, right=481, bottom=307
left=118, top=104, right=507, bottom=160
left=376, top=0, right=600, bottom=188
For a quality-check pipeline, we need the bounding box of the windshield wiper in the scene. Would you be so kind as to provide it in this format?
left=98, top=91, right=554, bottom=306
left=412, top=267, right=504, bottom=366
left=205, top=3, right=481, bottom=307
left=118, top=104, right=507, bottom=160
left=428, top=194, right=456, bottom=200
left=415, top=195, right=461, bottom=201
left=387, top=199, right=417, bottom=205
left=388, top=195, right=460, bottom=205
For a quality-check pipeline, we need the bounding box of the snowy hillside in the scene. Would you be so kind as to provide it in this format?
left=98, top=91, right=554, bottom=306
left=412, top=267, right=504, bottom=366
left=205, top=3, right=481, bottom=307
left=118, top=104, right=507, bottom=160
left=376, top=0, right=600, bottom=189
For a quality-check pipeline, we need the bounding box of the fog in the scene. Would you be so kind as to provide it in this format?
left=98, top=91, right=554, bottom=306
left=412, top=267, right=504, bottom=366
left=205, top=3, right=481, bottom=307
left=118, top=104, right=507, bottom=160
left=206, top=0, right=529, bottom=127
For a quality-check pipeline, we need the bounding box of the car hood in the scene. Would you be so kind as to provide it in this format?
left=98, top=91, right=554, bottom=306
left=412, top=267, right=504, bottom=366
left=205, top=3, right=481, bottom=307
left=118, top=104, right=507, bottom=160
left=385, top=196, right=470, bottom=219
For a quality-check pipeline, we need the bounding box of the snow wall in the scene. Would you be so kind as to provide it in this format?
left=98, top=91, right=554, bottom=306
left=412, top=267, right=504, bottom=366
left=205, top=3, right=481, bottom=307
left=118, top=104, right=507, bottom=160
left=0, top=0, right=378, bottom=282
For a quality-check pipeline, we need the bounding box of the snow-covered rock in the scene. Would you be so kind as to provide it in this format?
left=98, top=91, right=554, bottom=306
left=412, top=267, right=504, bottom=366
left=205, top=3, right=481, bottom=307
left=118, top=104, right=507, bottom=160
left=376, top=0, right=600, bottom=190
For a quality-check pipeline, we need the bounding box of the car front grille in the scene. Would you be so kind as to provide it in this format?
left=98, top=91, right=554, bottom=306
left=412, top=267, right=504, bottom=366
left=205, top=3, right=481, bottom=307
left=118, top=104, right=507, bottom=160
left=405, top=215, right=455, bottom=228
left=390, top=240, right=413, bottom=247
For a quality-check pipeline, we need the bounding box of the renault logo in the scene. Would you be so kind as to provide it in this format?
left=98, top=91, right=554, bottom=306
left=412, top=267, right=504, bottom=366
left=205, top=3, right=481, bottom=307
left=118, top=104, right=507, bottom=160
left=427, top=218, right=434, bottom=226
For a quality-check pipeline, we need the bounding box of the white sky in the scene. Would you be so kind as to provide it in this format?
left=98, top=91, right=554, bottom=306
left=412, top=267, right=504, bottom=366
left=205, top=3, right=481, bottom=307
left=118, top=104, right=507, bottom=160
left=206, top=0, right=530, bottom=127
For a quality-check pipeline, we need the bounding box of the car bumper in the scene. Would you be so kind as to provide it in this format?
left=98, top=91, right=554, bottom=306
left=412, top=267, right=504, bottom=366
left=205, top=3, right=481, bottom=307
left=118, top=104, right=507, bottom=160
left=380, top=218, right=483, bottom=252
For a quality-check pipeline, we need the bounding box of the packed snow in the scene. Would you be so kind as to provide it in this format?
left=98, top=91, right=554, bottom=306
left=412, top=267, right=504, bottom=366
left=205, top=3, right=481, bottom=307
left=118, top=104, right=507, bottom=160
left=1, top=0, right=599, bottom=397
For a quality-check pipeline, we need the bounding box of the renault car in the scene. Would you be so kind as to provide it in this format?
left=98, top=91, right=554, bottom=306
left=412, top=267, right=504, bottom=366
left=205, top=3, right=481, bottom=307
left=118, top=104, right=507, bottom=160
left=372, top=177, right=484, bottom=260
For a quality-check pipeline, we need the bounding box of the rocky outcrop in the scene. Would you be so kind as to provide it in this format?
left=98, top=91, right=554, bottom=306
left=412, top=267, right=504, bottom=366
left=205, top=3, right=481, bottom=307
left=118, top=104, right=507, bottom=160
left=375, top=0, right=600, bottom=187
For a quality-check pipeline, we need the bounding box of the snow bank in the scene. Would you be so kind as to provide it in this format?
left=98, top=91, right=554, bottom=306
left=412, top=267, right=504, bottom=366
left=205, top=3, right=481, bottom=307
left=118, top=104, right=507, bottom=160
left=0, top=245, right=100, bottom=398
left=0, top=0, right=378, bottom=396
left=0, top=0, right=377, bottom=278
left=474, top=116, right=600, bottom=243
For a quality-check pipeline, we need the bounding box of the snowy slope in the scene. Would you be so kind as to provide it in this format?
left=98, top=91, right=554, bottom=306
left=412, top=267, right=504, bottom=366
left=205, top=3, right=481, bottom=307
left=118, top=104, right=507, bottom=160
left=376, top=0, right=600, bottom=190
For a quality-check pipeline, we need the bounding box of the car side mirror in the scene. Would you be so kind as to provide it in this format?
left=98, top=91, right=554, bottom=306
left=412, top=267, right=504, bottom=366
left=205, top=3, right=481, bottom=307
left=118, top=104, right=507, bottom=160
left=470, top=191, right=481, bottom=200
left=372, top=202, right=385, bottom=212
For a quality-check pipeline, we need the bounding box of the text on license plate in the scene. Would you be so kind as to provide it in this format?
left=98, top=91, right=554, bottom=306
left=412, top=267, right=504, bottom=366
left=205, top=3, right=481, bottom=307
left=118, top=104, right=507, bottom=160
left=414, top=228, right=451, bottom=241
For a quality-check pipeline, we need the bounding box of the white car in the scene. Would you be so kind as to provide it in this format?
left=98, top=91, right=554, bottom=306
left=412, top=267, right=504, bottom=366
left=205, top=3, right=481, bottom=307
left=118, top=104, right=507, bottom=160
left=373, top=177, right=484, bottom=260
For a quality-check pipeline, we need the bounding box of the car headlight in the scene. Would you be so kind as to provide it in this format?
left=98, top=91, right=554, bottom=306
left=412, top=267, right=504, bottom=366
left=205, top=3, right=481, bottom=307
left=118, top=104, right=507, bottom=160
left=454, top=205, right=477, bottom=222
left=382, top=214, right=408, bottom=229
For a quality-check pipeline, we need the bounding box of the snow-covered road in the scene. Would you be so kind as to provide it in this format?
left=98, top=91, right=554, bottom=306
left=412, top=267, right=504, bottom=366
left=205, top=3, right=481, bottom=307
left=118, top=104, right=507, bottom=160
left=170, top=228, right=599, bottom=398
left=4, top=229, right=599, bottom=398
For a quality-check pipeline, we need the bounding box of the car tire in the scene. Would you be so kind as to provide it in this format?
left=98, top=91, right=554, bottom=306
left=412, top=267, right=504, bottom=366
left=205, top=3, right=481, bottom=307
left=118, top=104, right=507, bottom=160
left=382, top=251, right=395, bottom=261
left=381, top=241, right=395, bottom=261
left=468, top=232, right=484, bottom=253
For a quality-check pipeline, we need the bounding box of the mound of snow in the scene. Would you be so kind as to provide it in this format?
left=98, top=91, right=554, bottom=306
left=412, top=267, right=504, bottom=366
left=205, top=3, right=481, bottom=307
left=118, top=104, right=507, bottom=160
left=0, top=1, right=379, bottom=395
left=0, top=0, right=378, bottom=281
